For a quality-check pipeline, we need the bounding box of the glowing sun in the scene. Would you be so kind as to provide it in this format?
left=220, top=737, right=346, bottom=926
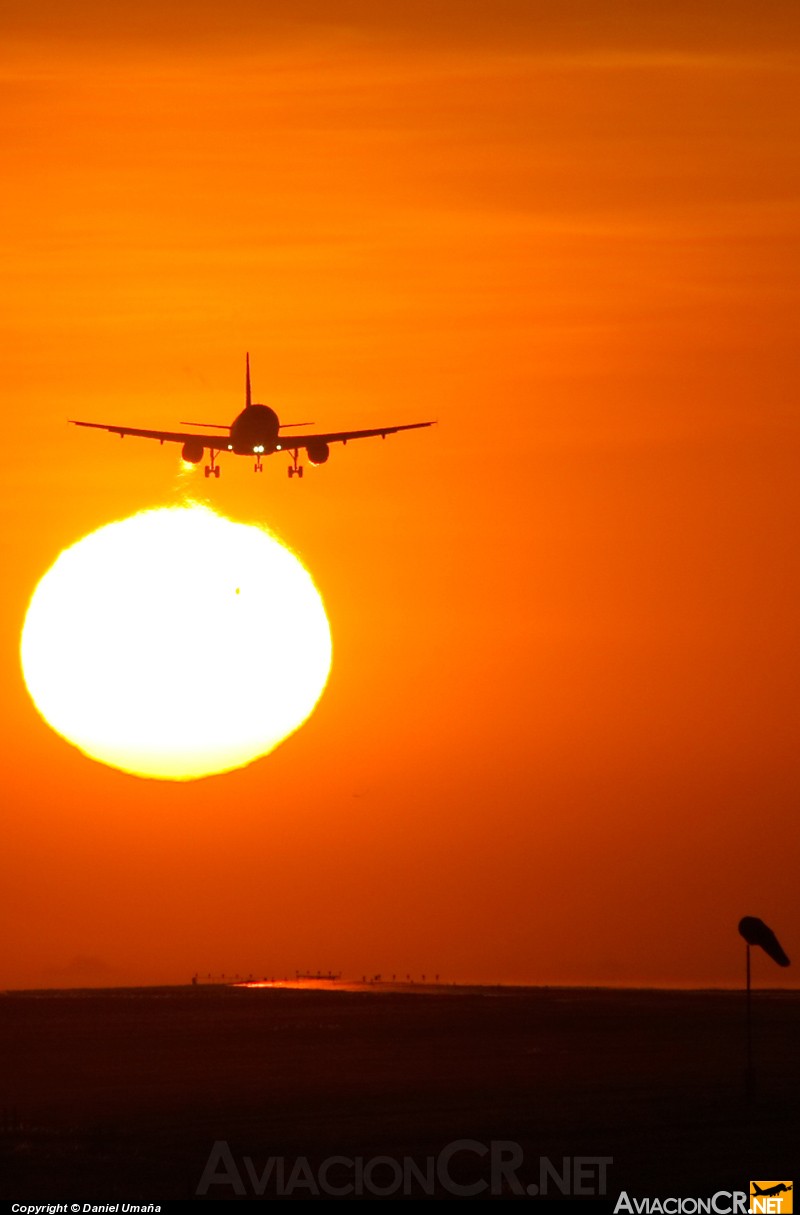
left=20, top=505, right=332, bottom=780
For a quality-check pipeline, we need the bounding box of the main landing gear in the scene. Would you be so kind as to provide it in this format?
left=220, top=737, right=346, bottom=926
left=287, top=449, right=304, bottom=479
left=204, top=451, right=221, bottom=478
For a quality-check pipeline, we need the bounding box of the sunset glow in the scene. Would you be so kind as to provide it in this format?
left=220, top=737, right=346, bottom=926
left=2, top=0, right=799, bottom=992
left=20, top=505, right=332, bottom=780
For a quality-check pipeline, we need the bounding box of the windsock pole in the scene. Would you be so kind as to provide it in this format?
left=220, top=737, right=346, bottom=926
left=738, top=916, right=790, bottom=1107
left=745, top=941, right=754, bottom=1105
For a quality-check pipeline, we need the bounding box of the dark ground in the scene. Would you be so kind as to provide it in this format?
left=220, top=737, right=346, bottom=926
left=0, top=984, right=797, bottom=1200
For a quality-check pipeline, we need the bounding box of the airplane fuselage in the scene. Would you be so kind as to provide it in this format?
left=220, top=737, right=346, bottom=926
left=228, top=404, right=281, bottom=455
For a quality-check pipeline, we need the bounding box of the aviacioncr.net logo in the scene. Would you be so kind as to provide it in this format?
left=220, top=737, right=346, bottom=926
left=750, top=1182, right=793, bottom=1215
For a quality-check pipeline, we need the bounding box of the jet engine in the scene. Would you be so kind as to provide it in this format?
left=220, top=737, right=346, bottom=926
left=307, top=441, right=330, bottom=466
left=181, top=440, right=204, bottom=464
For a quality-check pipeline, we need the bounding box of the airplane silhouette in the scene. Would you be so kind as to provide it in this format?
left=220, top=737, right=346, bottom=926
left=71, top=354, right=434, bottom=479
left=752, top=1184, right=792, bottom=1197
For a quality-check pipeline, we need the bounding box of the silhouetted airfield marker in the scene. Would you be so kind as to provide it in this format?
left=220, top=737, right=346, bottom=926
left=738, top=916, right=791, bottom=1105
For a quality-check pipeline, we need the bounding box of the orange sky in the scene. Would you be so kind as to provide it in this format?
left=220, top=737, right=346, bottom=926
left=2, top=0, right=798, bottom=989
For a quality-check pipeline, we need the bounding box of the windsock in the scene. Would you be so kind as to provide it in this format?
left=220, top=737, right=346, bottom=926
left=738, top=916, right=790, bottom=967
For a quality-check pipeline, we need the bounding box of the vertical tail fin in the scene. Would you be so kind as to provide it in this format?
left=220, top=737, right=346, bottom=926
left=245, top=352, right=252, bottom=408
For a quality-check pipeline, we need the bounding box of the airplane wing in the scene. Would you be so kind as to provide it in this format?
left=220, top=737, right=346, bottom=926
left=70, top=418, right=435, bottom=453
left=69, top=421, right=227, bottom=450
left=276, top=421, right=435, bottom=450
